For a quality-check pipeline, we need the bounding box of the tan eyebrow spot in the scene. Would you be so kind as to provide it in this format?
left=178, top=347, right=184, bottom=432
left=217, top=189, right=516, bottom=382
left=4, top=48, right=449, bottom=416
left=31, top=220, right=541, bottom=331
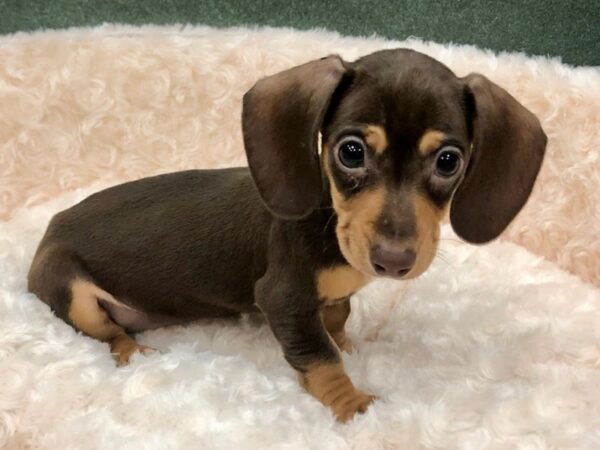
left=363, top=125, right=388, bottom=154
left=418, top=130, right=446, bottom=156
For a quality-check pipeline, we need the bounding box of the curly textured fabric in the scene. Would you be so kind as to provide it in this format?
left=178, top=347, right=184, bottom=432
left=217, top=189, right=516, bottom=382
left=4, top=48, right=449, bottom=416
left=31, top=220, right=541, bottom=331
left=1, top=25, right=599, bottom=448
left=1, top=187, right=599, bottom=448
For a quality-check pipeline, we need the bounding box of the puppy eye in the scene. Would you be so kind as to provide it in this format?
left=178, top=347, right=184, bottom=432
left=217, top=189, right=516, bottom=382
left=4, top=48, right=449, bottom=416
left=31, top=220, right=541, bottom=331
left=337, top=137, right=366, bottom=169
left=435, top=146, right=462, bottom=177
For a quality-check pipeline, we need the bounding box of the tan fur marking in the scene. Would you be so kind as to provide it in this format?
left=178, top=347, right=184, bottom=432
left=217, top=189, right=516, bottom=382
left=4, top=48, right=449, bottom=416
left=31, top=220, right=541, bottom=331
left=407, top=193, right=445, bottom=278
left=110, top=335, right=155, bottom=367
left=323, top=147, right=387, bottom=275
left=316, top=265, right=369, bottom=303
left=300, top=363, right=375, bottom=422
left=69, top=279, right=155, bottom=365
left=336, top=185, right=386, bottom=275
left=418, top=130, right=446, bottom=156
left=334, top=185, right=385, bottom=275
left=364, top=125, right=388, bottom=154
left=69, top=279, right=124, bottom=341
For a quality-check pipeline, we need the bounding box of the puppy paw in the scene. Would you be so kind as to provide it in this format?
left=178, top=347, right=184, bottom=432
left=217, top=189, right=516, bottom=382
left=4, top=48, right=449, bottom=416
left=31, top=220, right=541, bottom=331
left=331, top=389, right=376, bottom=422
left=301, top=363, right=375, bottom=422
left=110, top=335, right=156, bottom=366
left=113, top=343, right=156, bottom=367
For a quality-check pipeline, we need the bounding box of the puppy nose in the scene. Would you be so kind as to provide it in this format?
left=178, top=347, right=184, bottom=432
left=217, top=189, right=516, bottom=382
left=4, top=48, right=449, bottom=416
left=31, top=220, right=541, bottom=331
left=370, top=245, right=416, bottom=277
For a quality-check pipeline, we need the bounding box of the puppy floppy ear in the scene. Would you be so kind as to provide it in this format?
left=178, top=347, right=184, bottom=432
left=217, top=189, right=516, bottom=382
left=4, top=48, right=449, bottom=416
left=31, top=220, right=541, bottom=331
left=242, top=55, right=347, bottom=219
left=450, top=74, right=547, bottom=244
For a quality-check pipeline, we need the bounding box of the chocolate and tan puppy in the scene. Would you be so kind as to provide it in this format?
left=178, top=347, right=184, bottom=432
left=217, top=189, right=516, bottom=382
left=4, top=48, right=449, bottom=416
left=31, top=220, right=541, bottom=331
left=28, top=49, right=546, bottom=421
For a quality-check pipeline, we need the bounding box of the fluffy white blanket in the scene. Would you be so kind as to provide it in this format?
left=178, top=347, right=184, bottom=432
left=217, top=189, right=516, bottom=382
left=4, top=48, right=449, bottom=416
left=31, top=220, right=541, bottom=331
left=1, top=25, right=599, bottom=449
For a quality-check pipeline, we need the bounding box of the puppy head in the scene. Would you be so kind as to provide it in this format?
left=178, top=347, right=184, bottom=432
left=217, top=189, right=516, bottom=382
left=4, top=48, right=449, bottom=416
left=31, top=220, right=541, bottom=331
left=242, top=49, right=546, bottom=279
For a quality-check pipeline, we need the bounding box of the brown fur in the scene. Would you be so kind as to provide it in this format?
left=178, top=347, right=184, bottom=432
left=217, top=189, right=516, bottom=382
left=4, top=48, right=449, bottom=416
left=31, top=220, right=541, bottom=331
left=300, top=363, right=375, bottom=422
left=316, top=265, right=370, bottom=302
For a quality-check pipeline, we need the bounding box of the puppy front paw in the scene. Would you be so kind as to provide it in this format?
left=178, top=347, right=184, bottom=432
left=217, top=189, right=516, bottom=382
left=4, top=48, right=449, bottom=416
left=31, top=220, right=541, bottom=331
left=300, top=363, right=375, bottom=422
left=331, top=389, right=376, bottom=422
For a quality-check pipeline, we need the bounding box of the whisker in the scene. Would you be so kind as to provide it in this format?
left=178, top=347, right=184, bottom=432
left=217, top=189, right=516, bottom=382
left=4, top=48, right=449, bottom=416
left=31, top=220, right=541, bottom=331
left=433, top=237, right=463, bottom=244
left=433, top=249, right=456, bottom=268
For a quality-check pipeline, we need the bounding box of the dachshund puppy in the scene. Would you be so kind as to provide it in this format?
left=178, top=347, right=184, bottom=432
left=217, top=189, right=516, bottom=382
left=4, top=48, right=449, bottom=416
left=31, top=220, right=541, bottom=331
left=28, top=49, right=546, bottom=421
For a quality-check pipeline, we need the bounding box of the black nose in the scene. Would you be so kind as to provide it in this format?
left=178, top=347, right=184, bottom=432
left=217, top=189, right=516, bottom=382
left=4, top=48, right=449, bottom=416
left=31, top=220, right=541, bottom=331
left=370, top=245, right=416, bottom=278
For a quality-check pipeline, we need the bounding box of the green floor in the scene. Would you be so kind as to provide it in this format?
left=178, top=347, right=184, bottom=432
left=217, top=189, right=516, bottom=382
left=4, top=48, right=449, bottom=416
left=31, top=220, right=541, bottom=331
left=0, top=0, right=598, bottom=66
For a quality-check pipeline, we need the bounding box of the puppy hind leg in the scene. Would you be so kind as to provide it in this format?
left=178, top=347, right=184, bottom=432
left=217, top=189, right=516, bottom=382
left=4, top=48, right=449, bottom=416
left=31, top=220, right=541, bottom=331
left=69, top=279, right=155, bottom=366
left=28, top=244, right=153, bottom=366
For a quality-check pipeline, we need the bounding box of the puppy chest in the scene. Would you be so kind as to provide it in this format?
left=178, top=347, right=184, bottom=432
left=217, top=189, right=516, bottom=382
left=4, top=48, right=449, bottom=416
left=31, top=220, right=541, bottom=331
left=316, top=265, right=371, bottom=303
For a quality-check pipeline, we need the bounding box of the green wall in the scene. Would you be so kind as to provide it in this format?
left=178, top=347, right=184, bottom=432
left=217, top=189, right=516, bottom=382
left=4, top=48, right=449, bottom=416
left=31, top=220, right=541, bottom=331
left=1, top=0, right=598, bottom=66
